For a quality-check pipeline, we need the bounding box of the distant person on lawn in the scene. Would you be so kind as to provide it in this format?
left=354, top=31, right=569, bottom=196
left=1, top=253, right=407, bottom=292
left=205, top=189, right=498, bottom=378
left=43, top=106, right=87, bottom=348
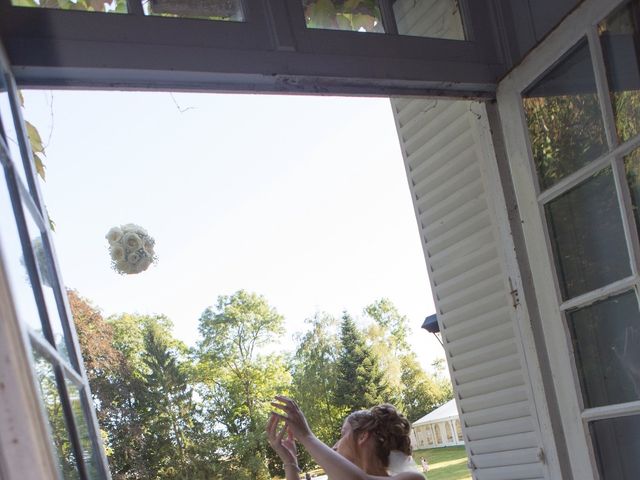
left=420, top=457, right=429, bottom=475
left=267, top=395, right=423, bottom=479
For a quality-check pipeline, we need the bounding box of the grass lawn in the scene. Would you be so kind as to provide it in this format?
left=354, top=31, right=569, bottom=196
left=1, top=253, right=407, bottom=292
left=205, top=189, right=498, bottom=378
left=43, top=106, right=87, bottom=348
left=412, top=446, right=471, bottom=480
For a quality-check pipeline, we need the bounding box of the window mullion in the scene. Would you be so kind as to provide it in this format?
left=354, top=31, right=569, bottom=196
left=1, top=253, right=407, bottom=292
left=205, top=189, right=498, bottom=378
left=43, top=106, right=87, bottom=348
left=30, top=333, right=84, bottom=386
left=537, top=154, right=611, bottom=204
left=587, top=26, right=618, bottom=150
left=126, top=0, right=144, bottom=16
left=611, top=152, right=640, bottom=278
left=54, top=365, right=90, bottom=480
left=582, top=399, right=640, bottom=422
left=558, top=275, right=636, bottom=311
left=378, top=0, right=399, bottom=35
left=3, top=70, right=45, bottom=213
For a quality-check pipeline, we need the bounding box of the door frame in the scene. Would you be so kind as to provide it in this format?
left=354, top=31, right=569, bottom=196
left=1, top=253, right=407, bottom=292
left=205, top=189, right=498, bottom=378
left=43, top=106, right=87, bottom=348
left=497, top=0, right=638, bottom=478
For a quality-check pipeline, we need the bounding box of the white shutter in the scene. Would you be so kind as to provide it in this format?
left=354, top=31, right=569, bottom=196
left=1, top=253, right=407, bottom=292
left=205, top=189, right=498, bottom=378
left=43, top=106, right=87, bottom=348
left=390, top=98, right=551, bottom=480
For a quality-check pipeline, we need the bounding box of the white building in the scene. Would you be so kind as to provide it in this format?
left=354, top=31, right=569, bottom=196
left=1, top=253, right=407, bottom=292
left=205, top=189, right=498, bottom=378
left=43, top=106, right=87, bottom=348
left=411, top=399, right=465, bottom=449
left=1, top=1, right=639, bottom=479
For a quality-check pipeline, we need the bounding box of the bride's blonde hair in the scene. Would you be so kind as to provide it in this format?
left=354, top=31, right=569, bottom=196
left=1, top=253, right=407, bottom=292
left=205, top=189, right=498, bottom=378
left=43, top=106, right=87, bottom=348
left=346, top=404, right=412, bottom=466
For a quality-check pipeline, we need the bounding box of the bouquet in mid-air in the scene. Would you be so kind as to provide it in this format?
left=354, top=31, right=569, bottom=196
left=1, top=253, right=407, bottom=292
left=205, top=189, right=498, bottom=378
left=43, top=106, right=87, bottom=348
left=105, top=223, right=157, bottom=275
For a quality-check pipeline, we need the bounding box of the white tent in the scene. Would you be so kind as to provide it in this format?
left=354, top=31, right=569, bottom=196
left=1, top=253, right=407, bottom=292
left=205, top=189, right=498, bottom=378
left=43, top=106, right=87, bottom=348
left=411, top=400, right=464, bottom=449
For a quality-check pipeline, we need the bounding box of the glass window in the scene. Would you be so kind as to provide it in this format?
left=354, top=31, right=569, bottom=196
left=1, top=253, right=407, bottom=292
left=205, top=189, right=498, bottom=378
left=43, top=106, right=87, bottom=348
left=599, top=0, right=640, bottom=144
left=143, top=0, right=244, bottom=21
left=393, top=0, right=465, bottom=40
left=455, top=419, right=462, bottom=440
left=22, top=198, right=71, bottom=362
left=434, top=424, right=443, bottom=444
left=523, top=39, right=607, bottom=190
left=568, top=291, right=640, bottom=408
left=444, top=421, right=453, bottom=442
left=302, top=0, right=384, bottom=33
left=0, top=75, right=31, bottom=191
left=0, top=163, right=45, bottom=335
left=65, top=377, right=100, bottom=479
left=11, top=0, right=126, bottom=13
left=625, top=146, right=640, bottom=238
left=32, top=350, right=81, bottom=480
left=590, top=414, right=640, bottom=479
left=545, top=167, right=630, bottom=300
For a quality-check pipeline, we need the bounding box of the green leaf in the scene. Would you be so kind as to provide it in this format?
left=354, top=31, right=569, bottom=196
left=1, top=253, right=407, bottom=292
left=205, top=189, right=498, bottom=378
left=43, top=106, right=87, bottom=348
left=306, top=0, right=337, bottom=29
left=18, top=90, right=25, bottom=107
left=33, top=152, right=46, bottom=181
left=26, top=121, right=45, bottom=154
left=335, top=14, right=351, bottom=30
left=48, top=215, right=56, bottom=232
left=11, top=0, right=39, bottom=7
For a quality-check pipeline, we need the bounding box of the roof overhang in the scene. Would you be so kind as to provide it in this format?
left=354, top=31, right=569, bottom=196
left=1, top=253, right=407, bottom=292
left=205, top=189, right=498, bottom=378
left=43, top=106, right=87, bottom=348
left=0, top=0, right=507, bottom=97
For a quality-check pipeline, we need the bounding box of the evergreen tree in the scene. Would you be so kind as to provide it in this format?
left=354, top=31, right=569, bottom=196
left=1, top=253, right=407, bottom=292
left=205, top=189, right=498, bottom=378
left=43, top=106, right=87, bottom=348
left=139, top=324, right=196, bottom=479
left=335, top=312, right=390, bottom=413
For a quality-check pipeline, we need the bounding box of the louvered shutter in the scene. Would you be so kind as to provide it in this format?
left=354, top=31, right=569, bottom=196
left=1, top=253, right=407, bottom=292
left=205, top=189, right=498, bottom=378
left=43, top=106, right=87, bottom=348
left=390, top=98, right=551, bottom=480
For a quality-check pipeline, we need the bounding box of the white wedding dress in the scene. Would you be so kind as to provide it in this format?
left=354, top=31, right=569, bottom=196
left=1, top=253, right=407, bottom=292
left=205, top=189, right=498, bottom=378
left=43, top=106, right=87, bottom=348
left=387, top=450, right=422, bottom=475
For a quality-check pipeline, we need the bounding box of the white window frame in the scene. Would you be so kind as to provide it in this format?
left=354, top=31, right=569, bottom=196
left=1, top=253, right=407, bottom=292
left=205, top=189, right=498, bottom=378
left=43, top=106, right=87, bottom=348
left=0, top=44, right=112, bottom=480
left=497, top=0, right=640, bottom=478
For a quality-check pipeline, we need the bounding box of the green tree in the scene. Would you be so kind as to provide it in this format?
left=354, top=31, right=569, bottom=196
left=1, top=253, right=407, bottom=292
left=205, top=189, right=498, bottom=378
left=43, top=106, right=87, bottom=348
left=363, top=299, right=453, bottom=421
left=196, top=290, right=290, bottom=480
left=138, top=324, right=198, bottom=479
left=335, top=312, right=390, bottom=413
left=69, top=292, right=148, bottom=478
left=400, top=355, right=451, bottom=422
left=290, top=312, right=345, bottom=470
left=364, top=298, right=410, bottom=355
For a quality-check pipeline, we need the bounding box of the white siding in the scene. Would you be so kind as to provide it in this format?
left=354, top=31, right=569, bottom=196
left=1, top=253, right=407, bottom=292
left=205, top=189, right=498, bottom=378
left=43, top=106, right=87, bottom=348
left=391, top=98, right=548, bottom=480
left=393, top=0, right=465, bottom=40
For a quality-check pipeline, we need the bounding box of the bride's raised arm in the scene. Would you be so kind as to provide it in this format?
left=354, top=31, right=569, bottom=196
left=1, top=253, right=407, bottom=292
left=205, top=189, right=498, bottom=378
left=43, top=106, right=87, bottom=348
left=269, top=396, right=423, bottom=480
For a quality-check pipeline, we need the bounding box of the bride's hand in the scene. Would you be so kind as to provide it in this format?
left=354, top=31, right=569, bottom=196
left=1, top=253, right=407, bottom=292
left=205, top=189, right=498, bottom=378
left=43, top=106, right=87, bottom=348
left=266, top=413, right=298, bottom=464
left=271, top=395, right=314, bottom=442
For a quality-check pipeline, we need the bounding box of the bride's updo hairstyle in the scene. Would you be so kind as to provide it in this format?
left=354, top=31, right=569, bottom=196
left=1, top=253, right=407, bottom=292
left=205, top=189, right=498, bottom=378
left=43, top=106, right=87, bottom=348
left=347, top=404, right=412, bottom=466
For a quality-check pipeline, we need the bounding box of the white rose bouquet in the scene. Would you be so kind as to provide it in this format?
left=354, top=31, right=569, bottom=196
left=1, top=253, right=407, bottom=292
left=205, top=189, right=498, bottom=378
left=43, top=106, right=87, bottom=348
left=105, top=224, right=157, bottom=275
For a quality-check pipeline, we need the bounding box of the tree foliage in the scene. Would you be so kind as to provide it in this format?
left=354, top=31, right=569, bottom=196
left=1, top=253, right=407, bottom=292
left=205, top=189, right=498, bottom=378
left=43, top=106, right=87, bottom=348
left=196, top=290, right=290, bottom=480
left=70, top=291, right=452, bottom=479
left=335, top=312, right=392, bottom=412
left=290, top=312, right=344, bottom=469
left=303, top=0, right=383, bottom=33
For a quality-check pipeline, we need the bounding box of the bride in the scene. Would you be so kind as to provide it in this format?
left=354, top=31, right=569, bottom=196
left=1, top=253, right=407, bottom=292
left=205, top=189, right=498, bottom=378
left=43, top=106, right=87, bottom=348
left=267, top=395, right=424, bottom=480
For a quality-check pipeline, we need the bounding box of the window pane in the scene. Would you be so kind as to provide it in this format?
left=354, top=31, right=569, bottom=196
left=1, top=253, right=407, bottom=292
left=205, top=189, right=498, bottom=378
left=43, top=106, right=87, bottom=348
left=568, top=291, right=640, bottom=408
left=0, top=74, right=31, bottom=191
left=393, top=0, right=465, bottom=40
left=11, top=0, right=126, bottom=13
left=32, top=350, right=81, bottom=480
left=22, top=199, right=71, bottom=362
left=0, top=164, right=44, bottom=335
left=590, top=414, right=640, bottom=479
left=303, top=0, right=384, bottom=33
left=599, top=0, right=640, bottom=144
left=545, top=167, right=630, bottom=299
left=144, top=0, right=244, bottom=20
left=625, top=146, right=640, bottom=238
left=523, top=39, right=607, bottom=190
left=65, top=378, right=100, bottom=479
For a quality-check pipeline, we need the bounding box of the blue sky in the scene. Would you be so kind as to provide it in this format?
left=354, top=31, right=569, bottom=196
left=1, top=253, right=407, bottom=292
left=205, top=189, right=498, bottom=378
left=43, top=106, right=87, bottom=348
left=23, top=90, right=442, bottom=370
